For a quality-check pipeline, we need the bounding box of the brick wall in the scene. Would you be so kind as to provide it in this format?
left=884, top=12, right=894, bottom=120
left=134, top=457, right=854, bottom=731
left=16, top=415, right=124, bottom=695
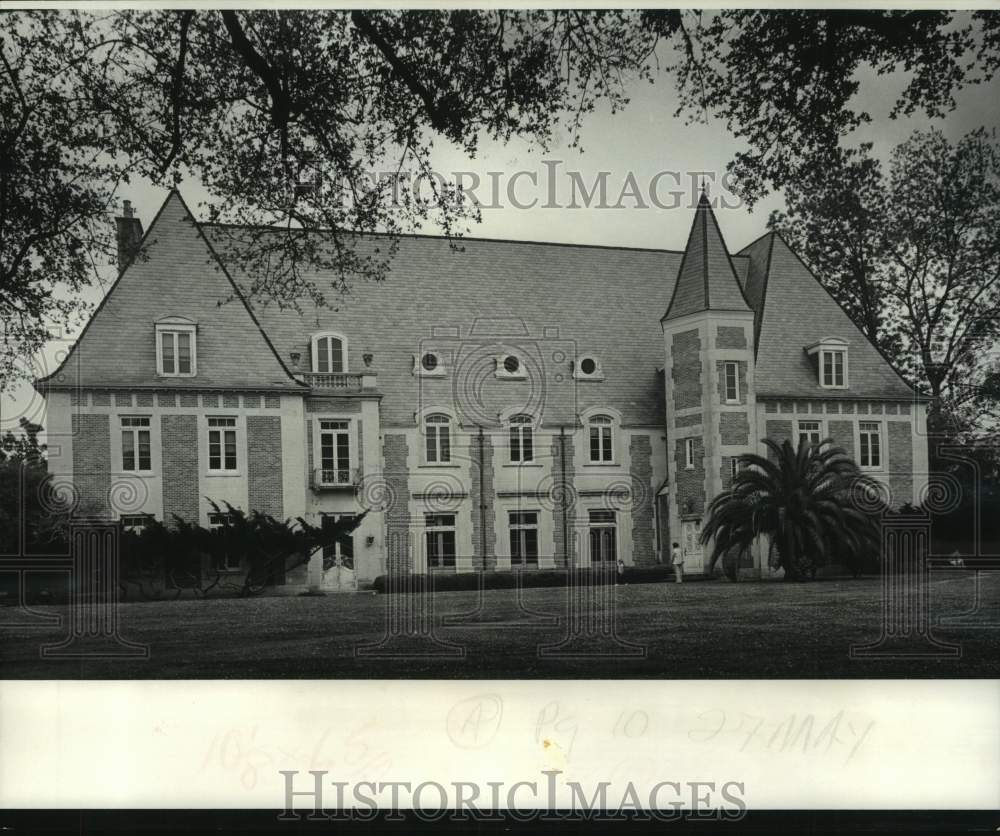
left=161, top=414, right=199, bottom=524
left=629, top=434, right=655, bottom=566
left=764, top=419, right=792, bottom=459
left=828, top=420, right=855, bottom=459
left=719, top=412, right=750, bottom=446
left=383, top=433, right=411, bottom=573
left=71, top=413, right=111, bottom=515
left=675, top=413, right=702, bottom=428
left=247, top=415, right=284, bottom=518
left=674, top=436, right=705, bottom=516
left=470, top=433, right=496, bottom=570
left=888, top=421, right=914, bottom=508
left=716, top=325, right=747, bottom=349
left=551, top=432, right=576, bottom=567
left=672, top=329, right=701, bottom=411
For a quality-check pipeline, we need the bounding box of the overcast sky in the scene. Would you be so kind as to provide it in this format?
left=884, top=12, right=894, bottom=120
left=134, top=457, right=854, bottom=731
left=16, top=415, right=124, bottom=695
left=4, top=15, right=999, bottom=436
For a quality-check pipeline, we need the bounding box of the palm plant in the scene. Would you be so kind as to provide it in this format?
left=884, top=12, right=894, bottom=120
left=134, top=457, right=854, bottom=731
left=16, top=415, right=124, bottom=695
left=700, top=438, right=881, bottom=580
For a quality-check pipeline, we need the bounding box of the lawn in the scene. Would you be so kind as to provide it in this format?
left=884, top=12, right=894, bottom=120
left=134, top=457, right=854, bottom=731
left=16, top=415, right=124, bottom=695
left=1, top=573, right=998, bottom=678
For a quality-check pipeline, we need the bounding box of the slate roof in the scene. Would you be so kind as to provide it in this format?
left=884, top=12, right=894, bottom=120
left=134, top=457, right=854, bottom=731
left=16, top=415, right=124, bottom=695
left=661, top=191, right=752, bottom=321
left=37, top=191, right=305, bottom=392
left=737, top=231, right=918, bottom=401
left=38, top=190, right=919, bottom=422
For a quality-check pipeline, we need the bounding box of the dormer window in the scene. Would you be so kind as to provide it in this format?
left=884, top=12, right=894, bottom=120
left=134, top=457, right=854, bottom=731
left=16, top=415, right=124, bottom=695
left=155, top=317, right=196, bottom=377
left=805, top=337, right=848, bottom=389
left=312, top=332, right=348, bottom=373
left=495, top=353, right=527, bottom=380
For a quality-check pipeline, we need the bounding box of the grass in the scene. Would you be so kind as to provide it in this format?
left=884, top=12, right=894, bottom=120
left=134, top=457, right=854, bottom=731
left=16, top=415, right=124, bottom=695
left=1, top=573, right=998, bottom=678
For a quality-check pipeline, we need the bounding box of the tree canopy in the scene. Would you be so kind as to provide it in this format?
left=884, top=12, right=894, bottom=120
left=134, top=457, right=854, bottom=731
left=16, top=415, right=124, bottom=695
left=3, top=9, right=999, bottom=392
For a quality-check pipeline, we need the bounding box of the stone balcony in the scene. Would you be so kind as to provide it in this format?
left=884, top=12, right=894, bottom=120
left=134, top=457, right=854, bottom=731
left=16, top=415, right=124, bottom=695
left=300, top=372, right=377, bottom=392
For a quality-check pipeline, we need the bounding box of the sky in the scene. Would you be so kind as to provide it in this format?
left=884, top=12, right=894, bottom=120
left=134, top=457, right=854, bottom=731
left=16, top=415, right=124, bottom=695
left=3, top=11, right=999, bottom=438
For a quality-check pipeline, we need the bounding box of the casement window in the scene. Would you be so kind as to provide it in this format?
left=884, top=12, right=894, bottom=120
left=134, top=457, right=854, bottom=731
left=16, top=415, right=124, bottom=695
left=120, top=513, right=153, bottom=532
left=318, top=419, right=352, bottom=485
left=425, top=513, right=456, bottom=568
left=588, top=509, right=617, bottom=564
left=798, top=420, right=823, bottom=447
left=207, top=416, right=238, bottom=472
left=425, top=413, right=452, bottom=464
left=208, top=511, right=240, bottom=571
left=156, top=323, right=196, bottom=377
left=508, top=415, right=534, bottom=463
left=729, top=458, right=740, bottom=480
left=589, top=414, right=614, bottom=463
left=821, top=349, right=846, bottom=388
left=509, top=511, right=539, bottom=566
left=723, top=361, right=740, bottom=403
left=859, top=421, right=883, bottom=469
left=120, top=416, right=152, bottom=472
left=684, top=437, right=695, bottom=470
left=312, top=332, right=348, bottom=374
left=806, top=337, right=848, bottom=389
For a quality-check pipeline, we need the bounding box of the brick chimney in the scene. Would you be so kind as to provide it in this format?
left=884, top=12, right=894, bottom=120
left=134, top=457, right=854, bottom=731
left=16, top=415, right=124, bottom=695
left=115, top=199, right=144, bottom=270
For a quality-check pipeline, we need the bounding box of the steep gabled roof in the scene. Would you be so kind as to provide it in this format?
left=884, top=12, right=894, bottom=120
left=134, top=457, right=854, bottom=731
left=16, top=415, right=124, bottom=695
left=737, top=231, right=918, bottom=400
left=38, top=190, right=304, bottom=391
left=661, top=191, right=752, bottom=321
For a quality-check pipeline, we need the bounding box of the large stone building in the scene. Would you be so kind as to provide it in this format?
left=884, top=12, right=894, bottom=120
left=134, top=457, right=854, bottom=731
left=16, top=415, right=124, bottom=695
left=37, top=189, right=929, bottom=588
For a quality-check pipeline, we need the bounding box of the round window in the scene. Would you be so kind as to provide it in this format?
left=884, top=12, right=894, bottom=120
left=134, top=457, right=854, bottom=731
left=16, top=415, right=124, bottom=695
left=580, top=357, right=597, bottom=375
left=503, top=355, right=520, bottom=374
left=421, top=352, right=438, bottom=372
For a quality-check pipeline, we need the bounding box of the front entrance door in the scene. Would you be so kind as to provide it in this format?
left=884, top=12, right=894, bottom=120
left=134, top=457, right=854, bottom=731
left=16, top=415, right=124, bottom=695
left=320, top=514, right=357, bottom=591
left=588, top=509, right=617, bottom=565
left=681, top=519, right=704, bottom=574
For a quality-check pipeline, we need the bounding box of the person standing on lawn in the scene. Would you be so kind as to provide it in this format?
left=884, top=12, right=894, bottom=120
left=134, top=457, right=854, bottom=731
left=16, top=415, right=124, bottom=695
left=671, top=541, right=683, bottom=584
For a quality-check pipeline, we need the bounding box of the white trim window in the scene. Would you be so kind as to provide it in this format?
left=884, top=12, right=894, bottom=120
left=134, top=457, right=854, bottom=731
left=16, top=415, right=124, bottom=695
left=318, top=419, right=352, bottom=485
left=207, top=416, right=238, bottom=472
left=858, top=421, right=883, bottom=470
left=312, top=332, right=348, bottom=373
left=588, top=509, right=617, bottom=564
left=156, top=322, right=196, bottom=377
left=588, top=414, right=614, bottom=463
left=509, top=511, right=539, bottom=567
left=120, top=416, right=152, bottom=472
left=821, top=349, right=846, bottom=388
left=723, top=361, right=740, bottom=404
left=798, top=420, right=823, bottom=448
left=208, top=511, right=241, bottom=571
left=425, top=413, right=452, bottom=464
left=425, top=513, right=456, bottom=568
left=508, top=414, right=534, bottom=464
left=684, top=437, right=695, bottom=470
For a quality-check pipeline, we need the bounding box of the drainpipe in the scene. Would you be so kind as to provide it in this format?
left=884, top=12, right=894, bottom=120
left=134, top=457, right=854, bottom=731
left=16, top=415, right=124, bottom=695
left=478, top=425, right=486, bottom=566
left=559, top=426, right=569, bottom=568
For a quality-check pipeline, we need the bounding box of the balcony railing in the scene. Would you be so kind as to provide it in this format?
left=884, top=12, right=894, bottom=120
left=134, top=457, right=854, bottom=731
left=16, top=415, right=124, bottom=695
left=311, top=467, right=361, bottom=490
left=303, top=372, right=364, bottom=390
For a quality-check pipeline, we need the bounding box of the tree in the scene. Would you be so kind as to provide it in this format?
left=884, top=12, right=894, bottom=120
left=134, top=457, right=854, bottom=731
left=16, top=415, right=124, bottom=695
left=771, top=129, right=1000, bottom=444
left=4, top=9, right=999, bottom=386
left=700, top=438, right=881, bottom=581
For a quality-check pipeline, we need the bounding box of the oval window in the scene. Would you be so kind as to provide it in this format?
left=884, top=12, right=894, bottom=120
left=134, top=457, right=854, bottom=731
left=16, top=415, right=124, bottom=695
left=580, top=357, right=597, bottom=375
left=503, top=355, right=520, bottom=374
left=421, top=352, right=438, bottom=371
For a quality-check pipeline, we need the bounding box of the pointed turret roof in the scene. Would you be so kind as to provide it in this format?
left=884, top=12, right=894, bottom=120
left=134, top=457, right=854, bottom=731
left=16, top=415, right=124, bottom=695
left=661, top=191, right=752, bottom=321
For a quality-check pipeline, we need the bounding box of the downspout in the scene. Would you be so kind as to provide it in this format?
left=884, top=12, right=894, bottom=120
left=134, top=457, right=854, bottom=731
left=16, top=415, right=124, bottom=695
left=560, top=426, right=569, bottom=568
left=478, top=425, right=486, bottom=566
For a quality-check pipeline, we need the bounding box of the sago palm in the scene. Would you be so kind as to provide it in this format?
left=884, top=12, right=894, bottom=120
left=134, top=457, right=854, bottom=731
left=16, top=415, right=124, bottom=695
left=700, top=438, right=881, bottom=580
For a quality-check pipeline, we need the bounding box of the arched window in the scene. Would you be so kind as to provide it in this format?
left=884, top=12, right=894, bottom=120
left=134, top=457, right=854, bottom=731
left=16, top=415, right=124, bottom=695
left=312, top=332, right=347, bottom=374
left=425, top=413, right=452, bottom=463
left=588, top=414, right=614, bottom=463
left=508, top=414, right=534, bottom=463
